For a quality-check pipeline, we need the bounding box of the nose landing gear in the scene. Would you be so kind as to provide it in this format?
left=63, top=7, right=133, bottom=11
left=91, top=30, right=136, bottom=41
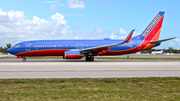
left=17, top=56, right=26, bottom=62
left=23, top=58, right=26, bottom=62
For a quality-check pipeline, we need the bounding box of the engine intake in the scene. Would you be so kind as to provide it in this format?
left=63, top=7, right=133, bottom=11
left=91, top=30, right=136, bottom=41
left=64, top=51, right=82, bottom=59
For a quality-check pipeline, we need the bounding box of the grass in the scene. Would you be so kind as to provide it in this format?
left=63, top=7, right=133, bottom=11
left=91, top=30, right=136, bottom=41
left=0, top=77, right=180, bottom=101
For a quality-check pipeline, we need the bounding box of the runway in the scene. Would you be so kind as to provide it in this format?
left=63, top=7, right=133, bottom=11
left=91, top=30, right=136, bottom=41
left=0, top=59, right=180, bottom=79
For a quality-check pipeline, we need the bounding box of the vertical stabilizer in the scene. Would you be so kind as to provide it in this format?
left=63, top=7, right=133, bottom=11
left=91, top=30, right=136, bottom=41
left=136, top=12, right=165, bottom=41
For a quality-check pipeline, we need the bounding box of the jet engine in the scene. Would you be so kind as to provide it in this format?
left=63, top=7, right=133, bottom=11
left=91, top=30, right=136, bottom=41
left=64, top=51, right=82, bottom=59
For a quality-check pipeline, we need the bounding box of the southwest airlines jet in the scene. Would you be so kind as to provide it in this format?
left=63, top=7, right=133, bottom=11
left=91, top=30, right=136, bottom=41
left=7, top=12, right=176, bottom=62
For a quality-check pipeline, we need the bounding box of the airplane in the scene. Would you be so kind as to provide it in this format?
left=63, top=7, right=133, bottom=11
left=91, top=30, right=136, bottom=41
left=7, top=11, right=176, bottom=62
left=151, top=49, right=165, bottom=55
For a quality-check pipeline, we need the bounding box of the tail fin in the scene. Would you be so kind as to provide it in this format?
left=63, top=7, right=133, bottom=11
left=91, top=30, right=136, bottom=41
left=162, top=49, right=165, bottom=53
left=136, top=12, right=165, bottom=41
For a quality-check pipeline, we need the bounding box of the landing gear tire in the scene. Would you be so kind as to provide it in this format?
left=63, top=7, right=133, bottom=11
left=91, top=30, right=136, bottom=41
left=23, top=58, right=26, bottom=62
left=89, top=57, right=94, bottom=61
left=85, top=56, right=94, bottom=61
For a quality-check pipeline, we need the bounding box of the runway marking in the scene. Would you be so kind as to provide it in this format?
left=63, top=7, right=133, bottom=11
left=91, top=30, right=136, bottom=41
left=136, top=70, right=145, bottom=71
left=75, top=70, right=86, bottom=72
left=116, top=70, right=126, bottom=71
left=33, top=70, right=44, bottom=72
left=12, top=71, right=23, bottom=72
left=0, top=70, right=180, bottom=72
left=43, top=59, right=52, bottom=60
left=96, top=70, right=106, bottom=72
left=155, top=70, right=165, bottom=71
left=56, top=70, right=65, bottom=72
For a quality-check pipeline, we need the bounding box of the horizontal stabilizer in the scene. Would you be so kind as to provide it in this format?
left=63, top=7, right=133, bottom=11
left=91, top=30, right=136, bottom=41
left=149, top=37, right=177, bottom=44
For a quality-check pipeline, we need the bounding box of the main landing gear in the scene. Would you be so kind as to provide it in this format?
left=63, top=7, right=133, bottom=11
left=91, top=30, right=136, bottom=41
left=23, top=58, right=26, bottom=62
left=85, top=56, right=94, bottom=61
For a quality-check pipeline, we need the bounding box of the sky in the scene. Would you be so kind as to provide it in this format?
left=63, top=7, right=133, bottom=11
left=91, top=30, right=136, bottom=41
left=0, top=0, right=180, bottom=49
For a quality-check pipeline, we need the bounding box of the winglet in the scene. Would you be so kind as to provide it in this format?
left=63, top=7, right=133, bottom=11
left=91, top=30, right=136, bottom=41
left=123, top=29, right=135, bottom=43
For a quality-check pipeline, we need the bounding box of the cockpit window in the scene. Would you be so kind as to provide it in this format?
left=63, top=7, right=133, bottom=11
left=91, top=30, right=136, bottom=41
left=13, top=45, right=20, bottom=47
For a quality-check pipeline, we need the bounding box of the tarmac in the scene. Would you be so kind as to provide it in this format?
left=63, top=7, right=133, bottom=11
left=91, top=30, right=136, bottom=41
left=0, top=59, right=180, bottom=79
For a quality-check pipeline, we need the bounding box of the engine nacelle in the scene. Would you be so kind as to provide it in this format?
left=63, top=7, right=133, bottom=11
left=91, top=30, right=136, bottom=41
left=64, top=51, right=82, bottom=59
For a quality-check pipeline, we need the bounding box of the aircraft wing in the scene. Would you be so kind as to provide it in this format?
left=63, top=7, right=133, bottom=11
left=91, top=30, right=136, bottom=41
left=149, top=37, right=177, bottom=44
left=79, top=29, right=134, bottom=54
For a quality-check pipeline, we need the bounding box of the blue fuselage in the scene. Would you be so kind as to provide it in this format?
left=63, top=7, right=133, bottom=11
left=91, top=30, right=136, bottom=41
left=7, top=38, right=145, bottom=56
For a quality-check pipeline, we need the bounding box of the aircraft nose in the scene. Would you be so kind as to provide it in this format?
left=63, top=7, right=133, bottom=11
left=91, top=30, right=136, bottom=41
left=7, top=48, right=12, bottom=53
